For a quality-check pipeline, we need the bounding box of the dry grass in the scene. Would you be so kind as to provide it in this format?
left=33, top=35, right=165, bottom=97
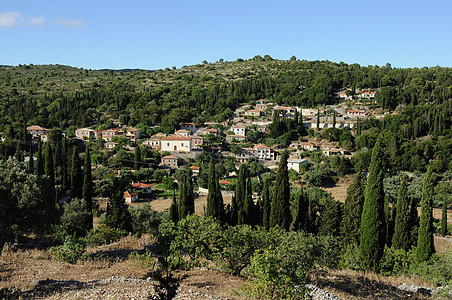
left=320, top=173, right=355, bottom=203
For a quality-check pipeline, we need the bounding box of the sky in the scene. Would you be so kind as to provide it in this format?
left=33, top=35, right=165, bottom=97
left=1, top=0, right=451, bottom=70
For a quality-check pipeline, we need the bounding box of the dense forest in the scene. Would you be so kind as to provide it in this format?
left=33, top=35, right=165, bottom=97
left=1, top=57, right=452, bottom=299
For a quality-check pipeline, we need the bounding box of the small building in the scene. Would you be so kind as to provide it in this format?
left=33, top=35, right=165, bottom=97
left=190, top=136, right=204, bottom=150
left=244, top=109, right=263, bottom=117
left=236, top=148, right=255, bottom=163
left=104, top=142, right=118, bottom=149
left=226, top=134, right=246, bottom=142
left=231, top=124, right=246, bottom=136
left=253, top=144, right=275, bottom=160
left=300, top=142, right=317, bottom=151
left=161, top=135, right=191, bottom=152
left=199, top=128, right=218, bottom=135
left=174, top=129, right=191, bottom=137
left=161, top=155, right=178, bottom=169
left=256, top=102, right=268, bottom=111
left=359, top=90, right=375, bottom=98
left=190, top=166, right=200, bottom=178
left=142, top=136, right=161, bottom=149
left=126, top=128, right=141, bottom=140
left=180, top=123, right=197, bottom=133
left=287, top=158, right=308, bottom=173
left=131, top=182, right=152, bottom=194
left=75, top=128, right=95, bottom=140
left=27, top=125, right=49, bottom=136
left=124, top=191, right=138, bottom=203
left=347, top=109, right=368, bottom=118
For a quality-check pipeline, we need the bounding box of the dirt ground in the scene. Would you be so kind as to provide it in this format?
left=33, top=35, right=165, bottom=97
left=149, top=194, right=233, bottom=216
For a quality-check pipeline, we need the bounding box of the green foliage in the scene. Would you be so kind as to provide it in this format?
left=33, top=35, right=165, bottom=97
left=59, top=198, right=92, bottom=238
left=85, top=224, right=126, bottom=246
left=441, top=197, right=448, bottom=237
left=104, top=178, right=132, bottom=232
left=392, top=180, right=412, bottom=251
left=360, top=137, right=386, bottom=271
left=304, top=163, right=333, bottom=186
left=318, top=196, right=342, bottom=237
left=341, top=172, right=365, bottom=248
left=270, top=151, right=291, bottom=230
left=206, top=158, right=224, bottom=222
left=379, top=247, right=413, bottom=276
left=416, top=166, right=435, bottom=262
left=82, top=145, right=93, bottom=230
left=128, top=204, right=162, bottom=236
left=414, top=251, right=452, bottom=287
left=50, top=235, right=89, bottom=264
left=260, top=179, right=271, bottom=230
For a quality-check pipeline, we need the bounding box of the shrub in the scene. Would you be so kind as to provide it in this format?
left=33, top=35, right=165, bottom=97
left=86, top=224, right=127, bottom=246
left=128, top=204, right=162, bottom=236
left=379, top=247, right=413, bottom=276
left=50, top=235, right=89, bottom=264
left=414, top=250, right=452, bottom=287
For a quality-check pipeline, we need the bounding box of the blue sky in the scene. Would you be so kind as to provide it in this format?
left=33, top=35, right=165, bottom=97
left=1, top=0, right=451, bottom=70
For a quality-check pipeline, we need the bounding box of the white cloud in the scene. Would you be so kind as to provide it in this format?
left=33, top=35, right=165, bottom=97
left=0, top=11, right=24, bottom=28
left=55, top=17, right=87, bottom=28
left=28, top=16, right=45, bottom=27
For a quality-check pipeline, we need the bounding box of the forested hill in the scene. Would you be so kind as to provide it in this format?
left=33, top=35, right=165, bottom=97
left=1, top=57, right=452, bottom=135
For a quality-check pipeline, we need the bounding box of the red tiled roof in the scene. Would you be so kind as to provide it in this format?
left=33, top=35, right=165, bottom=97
left=27, top=125, right=49, bottom=131
left=181, top=123, right=195, bottom=126
left=162, top=155, right=178, bottom=159
left=131, top=182, right=152, bottom=188
left=161, top=135, right=191, bottom=141
left=301, top=142, right=314, bottom=146
left=124, top=191, right=138, bottom=198
left=190, top=166, right=200, bottom=171
left=254, top=144, right=270, bottom=149
left=232, top=124, right=245, bottom=128
left=219, top=180, right=231, bottom=184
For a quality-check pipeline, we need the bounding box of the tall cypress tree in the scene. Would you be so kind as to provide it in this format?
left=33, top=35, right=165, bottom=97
left=169, top=191, right=179, bottom=224
left=105, top=182, right=132, bottom=232
left=332, top=111, right=336, bottom=129
left=360, top=137, right=385, bottom=271
left=243, top=177, right=255, bottom=225
left=392, top=180, right=412, bottom=251
left=416, top=166, right=435, bottom=262
left=318, top=196, right=342, bottom=237
left=44, top=143, right=55, bottom=185
left=441, top=198, right=448, bottom=237
left=206, top=158, right=223, bottom=221
left=270, top=151, right=291, bottom=230
left=291, top=188, right=307, bottom=232
left=82, top=145, right=93, bottom=230
left=185, top=171, right=194, bottom=215
left=178, top=173, right=188, bottom=220
left=409, top=196, right=420, bottom=247
left=35, top=141, right=44, bottom=175
left=386, top=202, right=396, bottom=248
left=61, top=137, right=68, bottom=191
left=70, top=147, right=83, bottom=199
left=341, top=172, right=365, bottom=248
left=261, top=179, right=271, bottom=230
left=134, top=145, right=141, bottom=170
left=236, top=165, right=247, bottom=225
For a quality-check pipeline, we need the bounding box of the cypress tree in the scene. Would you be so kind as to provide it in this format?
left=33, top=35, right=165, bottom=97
left=386, top=201, right=396, bottom=247
left=441, top=198, right=448, bottom=237
left=261, top=179, right=271, bottom=230
left=236, top=165, right=247, bottom=225
left=105, top=186, right=132, bottom=232
left=169, top=191, right=179, bottom=224
left=82, top=145, right=93, bottom=230
left=291, top=188, right=308, bottom=231
left=35, top=141, right=44, bottom=175
left=316, top=109, right=320, bottom=130
left=44, top=143, right=55, bottom=185
left=178, top=173, right=188, bottom=220
left=206, top=158, right=223, bottom=221
left=61, top=137, right=68, bottom=191
left=318, top=196, right=342, bottom=237
left=360, top=137, right=385, bottom=271
left=416, top=166, right=435, bottom=262
left=134, top=145, right=141, bottom=170
left=332, top=111, right=336, bottom=129
left=243, top=177, right=255, bottom=225
left=409, top=196, right=420, bottom=247
left=392, top=180, right=411, bottom=251
left=341, top=172, right=365, bottom=248
left=270, top=151, right=291, bottom=230
left=70, top=147, right=83, bottom=199
left=185, top=171, right=194, bottom=215
left=28, top=154, right=34, bottom=174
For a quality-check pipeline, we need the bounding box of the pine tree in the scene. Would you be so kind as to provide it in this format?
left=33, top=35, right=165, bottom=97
left=392, top=180, right=412, bottom=251
left=416, top=166, right=435, bottom=262
left=270, top=151, right=291, bottom=230
left=82, top=145, right=93, bottom=230
left=169, top=191, right=179, bottom=224
left=70, top=147, right=83, bottom=199
left=291, top=188, right=307, bottom=231
left=341, top=172, right=365, bottom=248
left=441, top=198, right=448, bottom=237
left=318, top=196, right=342, bottom=237
left=261, top=179, right=271, bottom=229
left=134, top=145, right=141, bottom=170
left=360, top=137, right=386, bottom=271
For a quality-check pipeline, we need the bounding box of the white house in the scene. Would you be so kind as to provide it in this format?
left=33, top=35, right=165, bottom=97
left=231, top=124, right=246, bottom=136
left=287, top=158, right=308, bottom=173
left=75, top=128, right=95, bottom=140
left=131, top=182, right=152, bottom=194
left=160, top=155, right=178, bottom=169
left=124, top=191, right=138, bottom=203
left=126, top=128, right=141, bottom=140
left=226, top=134, right=246, bottom=142
left=161, top=135, right=191, bottom=152
left=347, top=109, right=368, bottom=118
left=27, top=125, right=49, bottom=136
left=253, top=144, right=275, bottom=160
left=174, top=129, right=191, bottom=137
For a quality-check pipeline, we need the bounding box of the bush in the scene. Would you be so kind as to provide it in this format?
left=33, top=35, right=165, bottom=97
left=379, top=247, right=413, bottom=276
left=414, top=250, right=452, bottom=287
left=128, top=204, right=162, bottom=236
left=50, top=235, right=89, bottom=264
left=86, top=224, right=127, bottom=246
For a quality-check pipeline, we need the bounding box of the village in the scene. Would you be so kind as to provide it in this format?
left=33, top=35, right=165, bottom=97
left=23, top=90, right=377, bottom=207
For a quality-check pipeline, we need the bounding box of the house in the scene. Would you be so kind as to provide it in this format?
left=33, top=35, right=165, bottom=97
left=161, top=135, right=191, bottom=152
left=104, top=142, right=118, bottom=149
left=40, top=134, right=48, bottom=143
left=190, top=136, right=204, bottom=150
left=287, top=158, right=308, bottom=173
left=300, top=142, right=317, bottom=151
left=75, top=128, right=95, bottom=140
left=244, top=109, right=263, bottom=117
left=101, top=128, right=123, bottom=141
left=233, top=108, right=245, bottom=118
left=198, top=128, right=218, bottom=135
left=359, top=90, right=375, bottom=98
left=180, top=123, right=197, bottom=133
left=236, top=148, right=255, bottom=163
left=346, top=109, right=368, bottom=118
left=142, top=137, right=161, bottom=149
left=27, top=125, right=49, bottom=136
left=131, top=182, right=152, bottom=194
left=231, top=124, right=246, bottom=136
left=253, top=144, right=275, bottom=160
left=255, top=101, right=268, bottom=111
left=126, top=128, right=141, bottom=140
left=160, top=155, right=178, bottom=169
left=175, top=129, right=191, bottom=137
left=226, top=134, right=246, bottom=142
left=190, top=166, right=200, bottom=177
left=124, top=191, right=138, bottom=203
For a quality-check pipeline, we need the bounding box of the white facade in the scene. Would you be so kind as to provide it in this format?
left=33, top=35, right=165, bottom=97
left=161, top=135, right=191, bottom=152
left=253, top=144, right=274, bottom=160
left=287, top=159, right=308, bottom=173
left=231, top=125, right=246, bottom=136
